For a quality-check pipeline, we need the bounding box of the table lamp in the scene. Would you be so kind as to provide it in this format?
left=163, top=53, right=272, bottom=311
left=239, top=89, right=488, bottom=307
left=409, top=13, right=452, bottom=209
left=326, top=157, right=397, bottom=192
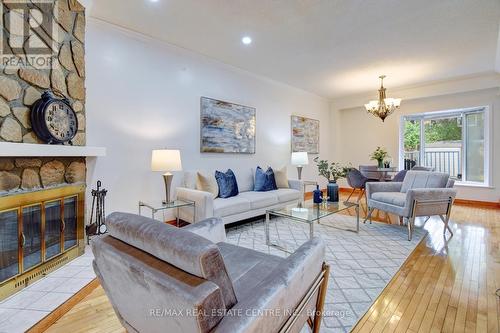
left=151, top=149, right=182, bottom=204
left=291, top=152, right=308, bottom=180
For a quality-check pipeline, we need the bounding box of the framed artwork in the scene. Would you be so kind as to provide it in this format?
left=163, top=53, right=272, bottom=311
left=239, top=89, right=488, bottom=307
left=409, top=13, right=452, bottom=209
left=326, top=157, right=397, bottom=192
left=200, top=97, right=256, bottom=154
left=291, top=115, right=319, bottom=154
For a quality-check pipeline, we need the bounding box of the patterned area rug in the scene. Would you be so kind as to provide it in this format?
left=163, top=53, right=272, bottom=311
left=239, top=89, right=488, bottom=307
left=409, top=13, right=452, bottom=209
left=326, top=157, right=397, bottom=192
left=225, top=214, right=427, bottom=333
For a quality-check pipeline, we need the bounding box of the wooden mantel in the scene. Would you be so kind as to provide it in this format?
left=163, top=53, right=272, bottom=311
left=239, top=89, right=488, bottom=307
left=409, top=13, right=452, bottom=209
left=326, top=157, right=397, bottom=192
left=0, top=142, right=106, bottom=157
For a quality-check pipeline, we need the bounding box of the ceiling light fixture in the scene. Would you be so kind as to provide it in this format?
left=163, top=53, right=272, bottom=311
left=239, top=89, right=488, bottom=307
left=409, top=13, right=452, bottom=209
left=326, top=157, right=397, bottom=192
left=241, top=36, right=252, bottom=45
left=364, top=75, right=401, bottom=122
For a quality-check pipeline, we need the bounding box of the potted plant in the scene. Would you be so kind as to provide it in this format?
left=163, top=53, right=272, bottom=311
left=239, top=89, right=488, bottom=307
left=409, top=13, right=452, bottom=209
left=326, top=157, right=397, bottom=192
left=370, top=147, right=389, bottom=168
left=313, top=157, right=350, bottom=202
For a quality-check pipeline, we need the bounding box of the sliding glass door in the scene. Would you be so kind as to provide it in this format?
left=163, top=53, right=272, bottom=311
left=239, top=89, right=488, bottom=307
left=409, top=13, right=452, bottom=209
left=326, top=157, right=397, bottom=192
left=401, top=107, right=488, bottom=185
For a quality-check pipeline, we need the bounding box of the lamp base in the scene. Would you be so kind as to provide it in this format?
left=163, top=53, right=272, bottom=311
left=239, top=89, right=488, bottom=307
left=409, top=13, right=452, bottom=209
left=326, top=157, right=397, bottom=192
left=162, top=173, right=173, bottom=205
left=296, top=166, right=303, bottom=180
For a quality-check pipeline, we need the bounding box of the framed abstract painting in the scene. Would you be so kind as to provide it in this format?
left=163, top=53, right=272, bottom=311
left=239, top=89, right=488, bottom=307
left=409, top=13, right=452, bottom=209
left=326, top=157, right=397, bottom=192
left=291, top=115, right=319, bottom=154
left=200, top=97, right=256, bottom=154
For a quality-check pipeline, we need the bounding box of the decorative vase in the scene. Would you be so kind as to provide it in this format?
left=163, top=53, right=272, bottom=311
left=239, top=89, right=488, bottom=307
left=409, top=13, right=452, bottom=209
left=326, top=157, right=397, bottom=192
left=327, top=181, right=339, bottom=202
left=377, top=159, right=384, bottom=168
left=313, top=185, right=323, bottom=204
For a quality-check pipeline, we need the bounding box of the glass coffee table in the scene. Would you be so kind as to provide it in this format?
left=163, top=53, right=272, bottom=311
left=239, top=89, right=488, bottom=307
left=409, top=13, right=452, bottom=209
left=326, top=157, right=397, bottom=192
left=265, top=200, right=359, bottom=251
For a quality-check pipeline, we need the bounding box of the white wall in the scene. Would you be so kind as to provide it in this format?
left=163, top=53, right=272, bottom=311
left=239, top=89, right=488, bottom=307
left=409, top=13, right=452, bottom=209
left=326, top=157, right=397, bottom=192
left=332, top=87, right=500, bottom=203
left=85, top=19, right=330, bottom=215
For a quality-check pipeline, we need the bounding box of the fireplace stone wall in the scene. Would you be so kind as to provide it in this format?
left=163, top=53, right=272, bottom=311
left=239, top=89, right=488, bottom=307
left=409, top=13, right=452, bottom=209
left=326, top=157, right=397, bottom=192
left=0, top=0, right=87, bottom=194
left=0, top=157, right=86, bottom=194
left=0, top=0, right=86, bottom=145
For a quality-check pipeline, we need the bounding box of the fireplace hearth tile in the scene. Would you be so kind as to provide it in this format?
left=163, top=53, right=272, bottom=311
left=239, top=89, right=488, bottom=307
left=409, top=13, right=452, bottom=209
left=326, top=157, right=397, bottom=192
left=52, top=277, right=94, bottom=293
left=0, top=246, right=96, bottom=332
left=0, top=308, right=17, bottom=325
left=26, top=292, right=73, bottom=312
left=0, top=309, right=49, bottom=333
left=25, top=277, right=70, bottom=292
left=48, top=265, right=86, bottom=278
left=0, top=290, right=47, bottom=310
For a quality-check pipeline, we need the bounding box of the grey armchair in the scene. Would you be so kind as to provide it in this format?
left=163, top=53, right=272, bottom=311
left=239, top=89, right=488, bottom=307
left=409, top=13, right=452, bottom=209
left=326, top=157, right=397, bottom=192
left=91, top=213, right=330, bottom=333
left=365, top=171, right=457, bottom=241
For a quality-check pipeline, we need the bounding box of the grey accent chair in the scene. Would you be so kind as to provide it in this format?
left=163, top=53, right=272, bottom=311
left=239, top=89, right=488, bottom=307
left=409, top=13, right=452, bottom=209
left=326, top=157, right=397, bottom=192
left=365, top=171, right=457, bottom=241
left=91, top=213, right=330, bottom=333
left=346, top=168, right=376, bottom=203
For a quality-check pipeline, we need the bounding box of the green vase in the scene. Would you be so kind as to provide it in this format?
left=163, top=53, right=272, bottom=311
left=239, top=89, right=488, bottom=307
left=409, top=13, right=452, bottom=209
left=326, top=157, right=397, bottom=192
left=377, top=160, right=384, bottom=168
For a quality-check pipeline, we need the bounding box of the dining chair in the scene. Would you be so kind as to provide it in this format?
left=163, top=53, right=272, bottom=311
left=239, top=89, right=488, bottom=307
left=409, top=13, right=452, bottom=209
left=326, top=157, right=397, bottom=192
left=392, top=170, right=407, bottom=182
left=346, top=168, right=375, bottom=202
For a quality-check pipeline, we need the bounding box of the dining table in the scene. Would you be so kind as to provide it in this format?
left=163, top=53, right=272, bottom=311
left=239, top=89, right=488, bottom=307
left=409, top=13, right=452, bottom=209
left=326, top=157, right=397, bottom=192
left=375, top=167, right=398, bottom=181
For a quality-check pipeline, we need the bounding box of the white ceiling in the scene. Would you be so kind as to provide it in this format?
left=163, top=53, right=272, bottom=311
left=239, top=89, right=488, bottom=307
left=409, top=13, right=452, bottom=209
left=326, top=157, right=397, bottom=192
left=87, top=0, right=500, bottom=99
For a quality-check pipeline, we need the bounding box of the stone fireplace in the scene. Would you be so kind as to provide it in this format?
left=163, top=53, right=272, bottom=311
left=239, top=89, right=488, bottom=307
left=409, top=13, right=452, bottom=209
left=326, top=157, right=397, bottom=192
left=0, top=0, right=94, bottom=300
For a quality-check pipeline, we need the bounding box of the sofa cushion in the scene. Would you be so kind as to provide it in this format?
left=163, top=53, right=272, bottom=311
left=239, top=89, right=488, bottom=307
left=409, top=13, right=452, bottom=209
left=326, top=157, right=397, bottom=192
left=401, top=171, right=449, bottom=193
left=215, top=169, right=239, bottom=198
left=372, top=192, right=407, bottom=207
left=254, top=166, right=277, bottom=192
left=218, top=243, right=284, bottom=301
left=274, top=166, right=289, bottom=189
left=234, top=168, right=255, bottom=192
left=238, top=191, right=279, bottom=209
left=183, top=171, right=197, bottom=189
left=213, top=196, right=251, bottom=217
left=196, top=171, right=219, bottom=199
left=272, top=188, right=301, bottom=203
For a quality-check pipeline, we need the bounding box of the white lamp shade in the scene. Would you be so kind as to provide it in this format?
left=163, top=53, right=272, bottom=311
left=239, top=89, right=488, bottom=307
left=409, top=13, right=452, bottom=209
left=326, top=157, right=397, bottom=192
left=291, top=152, right=309, bottom=166
left=151, top=149, right=182, bottom=172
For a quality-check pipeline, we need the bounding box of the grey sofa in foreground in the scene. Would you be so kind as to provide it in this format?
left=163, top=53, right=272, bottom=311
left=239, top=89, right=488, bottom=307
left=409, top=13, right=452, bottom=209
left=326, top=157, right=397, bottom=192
left=91, top=213, right=330, bottom=333
left=366, top=171, right=457, bottom=241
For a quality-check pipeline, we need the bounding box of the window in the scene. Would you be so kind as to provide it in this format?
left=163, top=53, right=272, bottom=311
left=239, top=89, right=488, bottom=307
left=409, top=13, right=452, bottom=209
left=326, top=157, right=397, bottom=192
left=400, top=107, right=489, bottom=186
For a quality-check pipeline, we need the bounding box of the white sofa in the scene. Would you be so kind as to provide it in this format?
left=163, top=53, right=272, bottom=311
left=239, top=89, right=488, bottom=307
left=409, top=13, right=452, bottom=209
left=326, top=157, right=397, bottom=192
left=176, top=168, right=304, bottom=224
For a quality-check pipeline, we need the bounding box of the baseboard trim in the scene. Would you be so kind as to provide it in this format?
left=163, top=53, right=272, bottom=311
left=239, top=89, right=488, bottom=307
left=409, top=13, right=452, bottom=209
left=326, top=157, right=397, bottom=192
left=27, top=278, right=100, bottom=333
left=453, top=198, right=500, bottom=209
left=335, top=187, right=500, bottom=209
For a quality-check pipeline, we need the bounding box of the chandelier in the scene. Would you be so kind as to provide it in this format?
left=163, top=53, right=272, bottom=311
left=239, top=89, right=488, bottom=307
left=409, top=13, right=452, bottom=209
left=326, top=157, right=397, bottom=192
left=364, top=75, right=401, bottom=122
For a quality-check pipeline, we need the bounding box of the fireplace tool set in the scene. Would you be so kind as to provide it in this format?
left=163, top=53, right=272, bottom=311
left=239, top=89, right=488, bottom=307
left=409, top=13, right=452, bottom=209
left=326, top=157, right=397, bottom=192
left=86, top=180, right=108, bottom=244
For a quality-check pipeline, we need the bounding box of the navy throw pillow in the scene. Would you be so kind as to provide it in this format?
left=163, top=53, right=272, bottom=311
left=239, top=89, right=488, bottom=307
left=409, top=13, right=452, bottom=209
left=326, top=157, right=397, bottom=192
left=215, top=169, right=239, bottom=198
left=254, top=166, right=278, bottom=192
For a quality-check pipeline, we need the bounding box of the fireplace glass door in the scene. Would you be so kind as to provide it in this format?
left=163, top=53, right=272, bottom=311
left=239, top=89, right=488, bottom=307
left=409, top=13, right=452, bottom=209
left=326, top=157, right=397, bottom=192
left=0, top=210, right=19, bottom=282
left=64, top=197, right=78, bottom=250
left=22, top=205, right=42, bottom=271
left=45, top=201, right=62, bottom=260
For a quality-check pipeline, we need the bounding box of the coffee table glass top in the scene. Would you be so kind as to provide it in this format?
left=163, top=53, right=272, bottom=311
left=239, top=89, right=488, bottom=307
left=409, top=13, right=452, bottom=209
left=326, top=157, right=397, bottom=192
left=268, top=200, right=358, bottom=222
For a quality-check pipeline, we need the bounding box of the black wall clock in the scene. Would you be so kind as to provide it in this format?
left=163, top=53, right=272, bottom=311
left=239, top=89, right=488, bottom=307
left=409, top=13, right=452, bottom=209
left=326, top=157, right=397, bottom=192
left=31, top=91, right=78, bottom=145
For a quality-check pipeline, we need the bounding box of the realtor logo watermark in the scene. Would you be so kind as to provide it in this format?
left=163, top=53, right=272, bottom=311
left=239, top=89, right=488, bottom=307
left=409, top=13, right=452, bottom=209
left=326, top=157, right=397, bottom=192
left=1, top=0, right=57, bottom=69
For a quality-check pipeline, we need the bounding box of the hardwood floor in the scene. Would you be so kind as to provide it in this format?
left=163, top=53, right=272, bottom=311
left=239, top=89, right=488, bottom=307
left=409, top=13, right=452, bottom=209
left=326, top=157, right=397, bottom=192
left=45, top=193, right=500, bottom=333
left=351, top=203, right=500, bottom=333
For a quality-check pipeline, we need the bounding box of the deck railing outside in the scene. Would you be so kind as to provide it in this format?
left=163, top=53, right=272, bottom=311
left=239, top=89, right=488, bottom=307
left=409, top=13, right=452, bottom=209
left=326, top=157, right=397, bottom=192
left=404, top=148, right=461, bottom=178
